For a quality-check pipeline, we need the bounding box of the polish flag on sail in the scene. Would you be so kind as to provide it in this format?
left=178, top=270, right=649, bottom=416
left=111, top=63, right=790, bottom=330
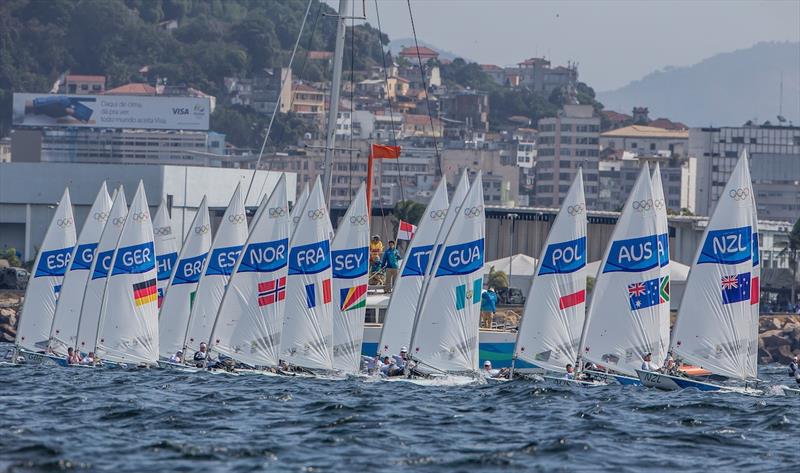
left=397, top=220, right=416, bottom=241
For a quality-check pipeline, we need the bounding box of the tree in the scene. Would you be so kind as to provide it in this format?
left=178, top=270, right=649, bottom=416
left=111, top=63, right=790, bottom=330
left=486, top=266, right=508, bottom=290
left=391, top=200, right=426, bottom=238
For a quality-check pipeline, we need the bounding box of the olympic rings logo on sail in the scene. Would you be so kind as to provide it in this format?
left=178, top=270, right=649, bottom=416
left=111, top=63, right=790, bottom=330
left=112, top=216, right=126, bottom=226
left=153, top=226, right=172, bottom=236
left=429, top=209, right=447, bottom=220
left=228, top=213, right=246, bottom=224
left=132, top=212, right=149, bottom=222
left=308, top=208, right=326, bottom=220
left=93, top=211, right=109, bottom=221
left=293, top=216, right=301, bottom=224
left=194, top=224, right=210, bottom=235
left=653, top=199, right=665, bottom=210
left=268, top=207, right=287, bottom=218
left=567, top=204, right=584, bottom=216
left=56, top=217, right=73, bottom=228
left=728, top=188, right=750, bottom=201
left=632, top=199, right=653, bottom=212
left=349, top=214, right=368, bottom=225
left=464, top=205, right=483, bottom=218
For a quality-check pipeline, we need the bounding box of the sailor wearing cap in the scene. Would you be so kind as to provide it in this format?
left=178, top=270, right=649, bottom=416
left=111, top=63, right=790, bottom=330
left=641, top=352, right=659, bottom=372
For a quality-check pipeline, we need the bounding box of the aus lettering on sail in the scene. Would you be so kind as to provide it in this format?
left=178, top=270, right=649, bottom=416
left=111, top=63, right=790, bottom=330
left=332, top=247, right=368, bottom=279
left=112, top=242, right=155, bottom=275
left=34, top=247, right=74, bottom=278
left=539, top=237, right=586, bottom=275
left=172, top=253, right=208, bottom=285
left=604, top=235, right=661, bottom=273
left=239, top=239, right=288, bottom=273
left=697, top=226, right=752, bottom=265
left=289, top=240, right=331, bottom=275
left=205, top=245, right=244, bottom=276
left=436, top=238, right=485, bottom=277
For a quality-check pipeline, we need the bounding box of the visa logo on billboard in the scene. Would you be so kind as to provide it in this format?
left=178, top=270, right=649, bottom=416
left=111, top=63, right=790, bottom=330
left=71, top=243, right=98, bottom=271
left=436, top=238, right=484, bottom=277
left=332, top=246, right=368, bottom=279
left=697, top=226, right=752, bottom=265
left=238, top=239, right=288, bottom=273
left=603, top=235, right=659, bottom=273
left=34, top=247, right=74, bottom=278
left=172, top=252, right=208, bottom=285
left=289, top=240, right=331, bottom=275
left=205, top=245, right=243, bottom=276
left=112, top=242, right=155, bottom=275
left=539, top=237, right=586, bottom=275
left=172, top=108, right=189, bottom=115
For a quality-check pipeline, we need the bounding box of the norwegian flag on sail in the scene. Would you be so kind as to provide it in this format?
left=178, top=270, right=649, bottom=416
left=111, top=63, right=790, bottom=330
left=397, top=220, right=417, bottom=241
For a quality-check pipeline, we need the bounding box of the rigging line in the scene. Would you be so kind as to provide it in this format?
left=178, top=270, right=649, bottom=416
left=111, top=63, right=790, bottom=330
left=374, top=0, right=404, bottom=205
left=244, top=0, right=313, bottom=206
left=406, top=0, right=441, bottom=175
left=348, top=0, right=356, bottom=201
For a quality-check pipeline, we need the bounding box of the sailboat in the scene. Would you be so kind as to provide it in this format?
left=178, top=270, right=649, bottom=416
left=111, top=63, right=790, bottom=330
left=512, top=170, right=587, bottom=380
left=290, top=183, right=310, bottom=238
left=636, top=150, right=760, bottom=392
left=49, top=183, right=112, bottom=356
left=376, top=175, right=460, bottom=360
left=13, top=188, right=77, bottom=364
left=153, top=199, right=180, bottom=310
left=95, top=181, right=159, bottom=366
left=182, top=182, right=249, bottom=359
left=331, top=183, right=370, bottom=374
left=207, top=174, right=290, bottom=370
left=280, top=177, right=336, bottom=375
left=580, top=164, right=668, bottom=385
left=158, top=196, right=212, bottom=362
left=405, top=171, right=485, bottom=382
left=75, top=187, right=127, bottom=357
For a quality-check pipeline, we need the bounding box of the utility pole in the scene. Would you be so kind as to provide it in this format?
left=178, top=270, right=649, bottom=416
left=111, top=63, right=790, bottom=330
left=321, top=0, right=350, bottom=207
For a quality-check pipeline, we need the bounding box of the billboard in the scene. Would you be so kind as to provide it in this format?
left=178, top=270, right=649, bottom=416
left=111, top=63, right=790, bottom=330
left=12, top=93, right=210, bottom=131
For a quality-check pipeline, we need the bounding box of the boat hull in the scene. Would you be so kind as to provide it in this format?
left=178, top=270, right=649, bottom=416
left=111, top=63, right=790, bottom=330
left=541, top=375, right=606, bottom=387
left=18, top=350, right=69, bottom=367
left=635, top=369, right=721, bottom=391
left=783, top=386, right=800, bottom=396
left=585, top=370, right=641, bottom=386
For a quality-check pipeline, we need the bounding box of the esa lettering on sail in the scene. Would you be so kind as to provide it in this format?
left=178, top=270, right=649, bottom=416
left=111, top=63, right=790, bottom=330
left=34, top=247, right=73, bottom=277
left=538, top=237, right=586, bottom=275
left=697, top=226, right=752, bottom=265
left=603, top=234, right=660, bottom=273
left=435, top=238, right=485, bottom=277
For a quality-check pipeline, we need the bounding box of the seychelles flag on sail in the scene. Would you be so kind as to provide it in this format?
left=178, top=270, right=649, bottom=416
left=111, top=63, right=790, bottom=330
left=455, top=278, right=482, bottom=310
left=340, top=284, right=367, bottom=311
left=306, top=279, right=332, bottom=308
left=721, top=273, right=751, bottom=305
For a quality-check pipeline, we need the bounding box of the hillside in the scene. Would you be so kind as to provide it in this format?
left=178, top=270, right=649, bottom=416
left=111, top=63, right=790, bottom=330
left=0, top=0, right=389, bottom=138
left=598, top=42, right=800, bottom=126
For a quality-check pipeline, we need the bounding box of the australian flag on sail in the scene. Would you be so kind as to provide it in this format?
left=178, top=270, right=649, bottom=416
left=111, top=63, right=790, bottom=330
left=627, top=278, right=661, bottom=310
left=721, top=273, right=751, bottom=304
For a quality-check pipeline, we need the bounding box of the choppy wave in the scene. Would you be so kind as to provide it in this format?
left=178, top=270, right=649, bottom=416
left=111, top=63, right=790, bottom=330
left=1, top=365, right=799, bottom=471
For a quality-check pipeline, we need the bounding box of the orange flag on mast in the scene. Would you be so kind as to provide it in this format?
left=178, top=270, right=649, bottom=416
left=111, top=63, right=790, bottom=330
left=370, top=144, right=401, bottom=159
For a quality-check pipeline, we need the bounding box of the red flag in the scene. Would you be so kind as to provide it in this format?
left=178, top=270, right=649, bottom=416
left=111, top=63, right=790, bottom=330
left=397, top=220, right=417, bottom=241
left=559, top=289, right=585, bottom=310
left=370, top=144, right=401, bottom=159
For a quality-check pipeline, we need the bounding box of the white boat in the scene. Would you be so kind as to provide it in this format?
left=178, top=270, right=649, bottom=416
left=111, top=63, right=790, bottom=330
left=638, top=150, right=760, bottom=392
left=158, top=196, right=212, bottom=359
left=512, top=170, right=587, bottom=378
left=183, top=182, right=249, bottom=357
left=152, top=198, right=180, bottom=310
left=95, top=181, right=159, bottom=365
left=208, top=174, right=290, bottom=368
left=581, top=164, right=669, bottom=381
left=331, top=183, right=370, bottom=374
left=49, top=183, right=112, bottom=355
left=407, top=171, right=485, bottom=379
left=280, top=177, right=336, bottom=373
left=377, top=174, right=462, bottom=359
left=14, top=188, right=77, bottom=357
left=75, top=187, right=127, bottom=355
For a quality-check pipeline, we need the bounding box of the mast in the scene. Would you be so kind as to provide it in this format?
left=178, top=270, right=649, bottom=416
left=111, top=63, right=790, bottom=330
left=321, top=0, right=350, bottom=206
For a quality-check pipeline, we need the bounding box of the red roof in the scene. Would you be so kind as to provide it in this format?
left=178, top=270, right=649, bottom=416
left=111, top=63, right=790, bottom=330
left=403, top=113, right=441, bottom=126
left=66, top=75, right=105, bottom=83
left=481, top=64, right=502, bottom=71
left=649, top=118, right=688, bottom=131
left=104, top=83, right=156, bottom=95
left=602, top=110, right=632, bottom=123
left=293, top=83, right=322, bottom=93
left=308, top=51, right=333, bottom=60
left=399, top=46, right=439, bottom=59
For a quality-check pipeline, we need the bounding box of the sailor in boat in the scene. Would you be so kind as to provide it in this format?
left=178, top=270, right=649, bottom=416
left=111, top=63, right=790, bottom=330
left=662, top=354, right=678, bottom=375
left=580, top=362, right=597, bottom=382
left=641, top=353, right=660, bottom=372
left=169, top=351, right=183, bottom=364
left=66, top=347, right=80, bottom=365
left=193, top=342, right=210, bottom=367
left=565, top=364, right=575, bottom=380
left=789, top=356, right=799, bottom=377
left=392, top=346, right=410, bottom=371
left=80, top=352, right=96, bottom=365
left=481, top=360, right=511, bottom=379
left=380, top=356, right=399, bottom=377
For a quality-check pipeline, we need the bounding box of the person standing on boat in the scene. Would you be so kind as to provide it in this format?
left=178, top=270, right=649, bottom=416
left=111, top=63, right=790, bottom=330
left=369, top=235, right=383, bottom=275
left=641, top=353, right=659, bottom=371
left=381, top=240, right=401, bottom=293
left=480, top=288, right=498, bottom=328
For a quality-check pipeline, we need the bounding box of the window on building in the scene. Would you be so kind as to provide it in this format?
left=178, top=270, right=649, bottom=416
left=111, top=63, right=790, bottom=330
left=631, top=142, right=637, bottom=149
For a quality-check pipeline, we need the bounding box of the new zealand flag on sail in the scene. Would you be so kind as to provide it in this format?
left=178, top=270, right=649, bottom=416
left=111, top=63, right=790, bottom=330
left=721, top=273, right=751, bottom=304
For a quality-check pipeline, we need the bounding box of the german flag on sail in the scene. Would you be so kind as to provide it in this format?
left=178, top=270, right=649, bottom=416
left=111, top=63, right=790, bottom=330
left=133, top=278, right=158, bottom=307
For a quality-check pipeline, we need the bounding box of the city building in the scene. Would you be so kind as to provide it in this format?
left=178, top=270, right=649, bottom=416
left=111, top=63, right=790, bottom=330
left=508, top=58, right=578, bottom=95
left=600, top=125, right=689, bottom=158
left=0, top=137, right=10, bottom=163
left=378, top=143, right=439, bottom=206
left=534, top=104, right=600, bottom=207
left=291, top=82, right=325, bottom=118
left=224, top=68, right=292, bottom=114
left=59, top=75, right=106, bottom=95
left=690, top=124, right=800, bottom=221
left=439, top=90, right=490, bottom=135
left=597, top=154, right=696, bottom=213
left=401, top=113, right=443, bottom=138
left=442, top=148, right=519, bottom=206
left=351, top=111, right=403, bottom=141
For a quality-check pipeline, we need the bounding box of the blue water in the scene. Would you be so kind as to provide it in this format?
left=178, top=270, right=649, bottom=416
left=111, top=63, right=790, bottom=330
left=1, top=364, right=798, bottom=472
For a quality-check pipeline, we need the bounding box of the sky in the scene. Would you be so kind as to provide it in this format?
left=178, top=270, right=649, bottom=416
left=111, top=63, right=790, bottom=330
left=326, top=0, right=800, bottom=91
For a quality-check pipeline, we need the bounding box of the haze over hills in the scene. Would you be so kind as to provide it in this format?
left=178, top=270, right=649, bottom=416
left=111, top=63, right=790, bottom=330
left=598, top=42, right=800, bottom=127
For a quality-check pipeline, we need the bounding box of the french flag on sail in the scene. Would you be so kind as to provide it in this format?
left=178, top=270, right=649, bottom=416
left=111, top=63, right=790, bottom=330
left=306, top=279, right=332, bottom=308
left=721, top=273, right=751, bottom=305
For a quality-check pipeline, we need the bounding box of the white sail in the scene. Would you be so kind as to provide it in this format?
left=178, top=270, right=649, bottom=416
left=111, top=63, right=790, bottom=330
left=16, top=188, right=77, bottom=352
left=671, top=150, right=758, bottom=380
left=750, top=183, right=760, bottom=363
left=514, top=170, right=587, bottom=373
left=290, top=183, right=310, bottom=238
left=377, top=176, right=452, bottom=358
left=49, top=183, right=112, bottom=355
left=158, top=196, right=212, bottom=359
left=582, top=164, right=668, bottom=376
left=183, top=183, right=248, bottom=355
left=209, top=174, right=290, bottom=367
left=153, top=199, right=180, bottom=310
left=410, top=172, right=485, bottom=374
left=650, top=163, right=672, bottom=363
left=75, top=187, right=127, bottom=354
left=280, top=177, right=335, bottom=370
left=331, top=182, right=370, bottom=373
left=96, top=181, right=159, bottom=364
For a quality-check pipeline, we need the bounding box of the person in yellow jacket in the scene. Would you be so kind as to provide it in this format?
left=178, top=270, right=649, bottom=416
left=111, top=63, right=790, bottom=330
left=369, top=235, right=384, bottom=274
